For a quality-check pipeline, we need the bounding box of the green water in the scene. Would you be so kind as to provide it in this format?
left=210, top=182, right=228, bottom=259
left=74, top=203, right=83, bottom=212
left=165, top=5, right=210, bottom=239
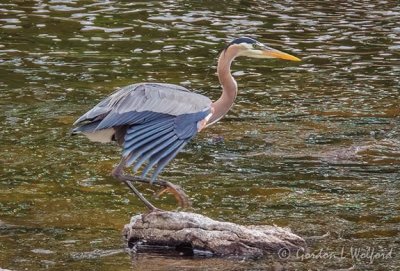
left=1, top=1, right=399, bottom=270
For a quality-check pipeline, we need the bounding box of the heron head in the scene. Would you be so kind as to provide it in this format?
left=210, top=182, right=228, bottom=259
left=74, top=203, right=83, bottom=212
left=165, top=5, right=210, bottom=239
left=226, top=37, right=301, bottom=61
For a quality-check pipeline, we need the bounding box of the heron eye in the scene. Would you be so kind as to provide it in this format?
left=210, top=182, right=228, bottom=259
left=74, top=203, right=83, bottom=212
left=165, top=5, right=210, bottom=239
left=252, top=43, right=263, bottom=50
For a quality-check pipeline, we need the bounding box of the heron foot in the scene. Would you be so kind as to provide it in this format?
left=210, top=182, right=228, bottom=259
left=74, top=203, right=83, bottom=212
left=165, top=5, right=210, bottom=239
left=153, top=180, right=191, bottom=209
left=112, top=167, right=190, bottom=209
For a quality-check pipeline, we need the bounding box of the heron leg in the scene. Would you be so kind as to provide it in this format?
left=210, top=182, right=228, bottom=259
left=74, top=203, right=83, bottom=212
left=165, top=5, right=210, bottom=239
left=112, top=158, right=191, bottom=209
left=112, top=159, right=159, bottom=212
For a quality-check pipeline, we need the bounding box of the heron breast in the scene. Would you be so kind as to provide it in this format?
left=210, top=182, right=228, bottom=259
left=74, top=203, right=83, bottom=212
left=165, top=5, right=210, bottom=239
left=197, top=110, right=214, bottom=132
left=83, top=128, right=115, bottom=143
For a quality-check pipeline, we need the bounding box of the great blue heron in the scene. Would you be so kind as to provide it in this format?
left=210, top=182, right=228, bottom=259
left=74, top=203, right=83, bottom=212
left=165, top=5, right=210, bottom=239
left=72, top=37, right=300, bottom=211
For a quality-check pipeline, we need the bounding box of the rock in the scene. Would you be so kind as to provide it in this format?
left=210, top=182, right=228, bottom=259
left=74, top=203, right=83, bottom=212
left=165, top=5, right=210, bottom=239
left=123, top=211, right=305, bottom=258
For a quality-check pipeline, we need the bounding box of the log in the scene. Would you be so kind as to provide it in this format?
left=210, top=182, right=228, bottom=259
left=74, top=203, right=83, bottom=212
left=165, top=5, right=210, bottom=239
left=123, top=211, right=306, bottom=258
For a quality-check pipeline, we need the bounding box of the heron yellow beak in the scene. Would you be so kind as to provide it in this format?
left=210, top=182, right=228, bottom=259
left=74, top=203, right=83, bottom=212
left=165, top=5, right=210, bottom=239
left=262, top=49, right=301, bottom=61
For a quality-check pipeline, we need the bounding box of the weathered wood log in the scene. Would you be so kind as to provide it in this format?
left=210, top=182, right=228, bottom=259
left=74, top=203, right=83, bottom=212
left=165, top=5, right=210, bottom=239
left=123, top=211, right=306, bottom=258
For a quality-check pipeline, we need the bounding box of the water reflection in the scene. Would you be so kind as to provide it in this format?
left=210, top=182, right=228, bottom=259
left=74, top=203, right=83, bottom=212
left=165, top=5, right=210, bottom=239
left=0, top=0, right=399, bottom=270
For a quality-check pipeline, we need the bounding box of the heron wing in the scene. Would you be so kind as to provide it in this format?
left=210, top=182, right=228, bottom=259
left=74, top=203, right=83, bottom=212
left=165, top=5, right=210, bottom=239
left=73, top=82, right=212, bottom=181
left=73, top=83, right=212, bottom=127
left=122, top=109, right=211, bottom=181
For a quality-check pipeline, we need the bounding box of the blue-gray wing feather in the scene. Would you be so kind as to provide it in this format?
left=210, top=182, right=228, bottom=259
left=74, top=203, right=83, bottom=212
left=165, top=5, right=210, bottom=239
left=122, top=109, right=210, bottom=181
left=73, top=83, right=211, bottom=127
left=73, top=82, right=212, bottom=181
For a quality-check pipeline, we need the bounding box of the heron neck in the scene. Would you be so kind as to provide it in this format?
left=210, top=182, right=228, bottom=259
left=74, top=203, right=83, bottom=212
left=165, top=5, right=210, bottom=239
left=208, top=47, right=239, bottom=125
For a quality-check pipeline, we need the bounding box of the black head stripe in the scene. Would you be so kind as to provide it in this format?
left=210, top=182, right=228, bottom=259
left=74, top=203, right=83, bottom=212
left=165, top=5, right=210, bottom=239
left=229, top=37, right=258, bottom=46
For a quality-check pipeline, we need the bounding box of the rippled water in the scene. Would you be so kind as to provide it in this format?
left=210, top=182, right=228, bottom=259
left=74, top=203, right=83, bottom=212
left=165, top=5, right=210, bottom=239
left=1, top=1, right=399, bottom=270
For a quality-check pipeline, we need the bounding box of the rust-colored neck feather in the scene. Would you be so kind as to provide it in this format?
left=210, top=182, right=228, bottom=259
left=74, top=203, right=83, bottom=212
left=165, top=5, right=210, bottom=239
left=208, top=46, right=240, bottom=125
